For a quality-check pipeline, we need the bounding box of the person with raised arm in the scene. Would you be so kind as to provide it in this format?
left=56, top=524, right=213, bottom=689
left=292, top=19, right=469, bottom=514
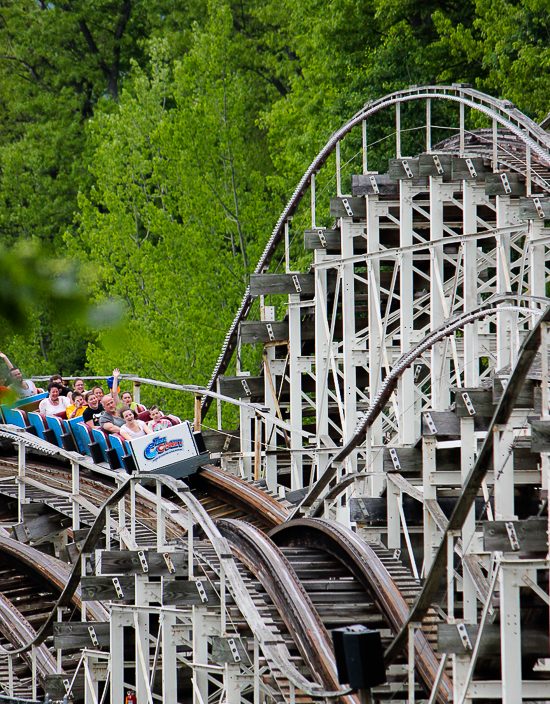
left=0, top=350, right=38, bottom=397
left=7, top=367, right=38, bottom=398
left=117, top=389, right=140, bottom=412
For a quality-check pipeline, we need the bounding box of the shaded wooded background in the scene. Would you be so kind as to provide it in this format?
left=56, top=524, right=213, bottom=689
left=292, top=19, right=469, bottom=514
left=1, top=0, right=548, bottom=415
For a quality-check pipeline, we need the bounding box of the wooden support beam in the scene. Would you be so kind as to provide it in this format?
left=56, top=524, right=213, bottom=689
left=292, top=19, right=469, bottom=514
left=99, top=550, right=189, bottom=577
left=483, top=518, right=547, bottom=553
left=81, top=576, right=135, bottom=601
left=454, top=388, right=495, bottom=417
left=388, top=157, right=422, bottom=180
left=304, top=228, right=341, bottom=250
left=485, top=172, right=526, bottom=196
left=163, top=580, right=227, bottom=606
left=12, top=503, right=72, bottom=545
left=211, top=637, right=249, bottom=665
left=329, top=196, right=366, bottom=218
left=45, top=674, right=84, bottom=700
left=350, top=496, right=490, bottom=526
left=201, top=428, right=240, bottom=453
left=219, top=376, right=265, bottom=399
left=351, top=173, right=399, bottom=196
left=418, top=153, right=452, bottom=180
left=54, top=621, right=110, bottom=649
left=249, top=273, right=314, bottom=296
left=387, top=473, right=424, bottom=503
left=530, top=419, right=550, bottom=452
left=425, top=499, right=449, bottom=533
left=383, top=446, right=423, bottom=474
left=452, top=157, right=489, bottom=181
left=421, top=411, right=461, bottom=436
left=519, top=196, right=550, bottom=220
left=493, top=377, right=536, bottom=408
left=437, top=622, right=547, bottom=656
left=240, top=320, right=316, bottom=344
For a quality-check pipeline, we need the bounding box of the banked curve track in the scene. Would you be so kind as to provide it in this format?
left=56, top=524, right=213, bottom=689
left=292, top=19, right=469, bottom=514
left=0, top=442, right=452, bottom=703
left=203, top=85, right=550, bottom=415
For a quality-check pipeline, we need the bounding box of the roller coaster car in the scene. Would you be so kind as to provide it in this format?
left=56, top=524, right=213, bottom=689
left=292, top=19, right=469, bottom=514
left=128, top=421, right=209, bottom=480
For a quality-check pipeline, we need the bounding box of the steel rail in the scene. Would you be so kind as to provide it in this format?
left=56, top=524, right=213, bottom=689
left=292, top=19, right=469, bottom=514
left=269, top=518, right=452, bottom=704
left=0, top=532, right=107, bottom=622
left=0, top=475, right=351, bottom=698
left=384, top=303, right=550, bottom=662
left=0, top=592, right=58, bottom=683
left=0, top=452, right=289, bottom=535
left=204, top=85, right=550, bottom=416
left=289, top=296, right=547, bottom=518
left=216, top=518, right=357, bottom=704
left=195, top=465, right=290, bottom=527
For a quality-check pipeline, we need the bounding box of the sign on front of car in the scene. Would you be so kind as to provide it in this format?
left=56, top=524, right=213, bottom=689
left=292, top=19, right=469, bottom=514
left=130, top=421, right=200, bottom=475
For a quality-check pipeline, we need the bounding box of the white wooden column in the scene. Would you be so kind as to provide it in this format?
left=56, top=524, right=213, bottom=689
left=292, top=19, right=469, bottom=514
left=110, top=608, right=125, bottom=704
left=430, top=177, right=451, bottom=410
left=500, top=564, right=522, bottom=704
left=493, top=426, right=516, bottom=520
left=193, top=607, right=209, bottom=704
left=289, top=292, right=303, bottom=489
left=462, top=182, right=482, bottom=387
left=262, top=305, right=278, bottom=490
left=135, top=575, right=150, bottom=704
left=461, top=417, right=477, bottom=622
left=314, top=248, right=331, bottom=481
left=366, top=194, right=384, bottom=495
left=399, top=180, right=418, bottom=443
left=422, top=437, right=438, bottom=573
left=162, top=611, right=177, bottom=704
left=529, top=219, right=546, bottom=298
left=341, top=216, right=357, bottom=474
left=239, top=401, right=254, bottom=479
left=496, top=196, right=513, bottom=370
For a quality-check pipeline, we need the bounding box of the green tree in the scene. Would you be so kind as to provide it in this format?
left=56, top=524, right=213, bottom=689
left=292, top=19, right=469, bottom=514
left=70, top=10, right=282, bottom=415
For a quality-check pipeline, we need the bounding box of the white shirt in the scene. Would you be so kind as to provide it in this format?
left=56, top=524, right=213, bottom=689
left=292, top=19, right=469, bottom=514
left=39, top=396, right=71, bottom=417
left=121, top=420, right=148, bottom=439
left=9, top=380, right=37, bottom=398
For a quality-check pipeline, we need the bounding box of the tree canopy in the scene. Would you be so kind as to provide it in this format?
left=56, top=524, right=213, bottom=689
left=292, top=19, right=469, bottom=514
left=1, top=0, right=549, bottom=416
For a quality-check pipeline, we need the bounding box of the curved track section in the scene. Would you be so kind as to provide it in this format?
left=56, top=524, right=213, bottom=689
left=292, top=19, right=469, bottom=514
left=0, top=592, right=57, bottom=683
left=193, top=465, right=290, bottom=528
left=292, top=296, right=548, bottom=517
left=269, top=518, right=452, bottom=704
left=0, top=532, right=107, bottom=621
left=204, top=85, right=550, bottom=412
left=0, top=535, right=107, bottom=696
left=216, top=518, right=355, bottom=704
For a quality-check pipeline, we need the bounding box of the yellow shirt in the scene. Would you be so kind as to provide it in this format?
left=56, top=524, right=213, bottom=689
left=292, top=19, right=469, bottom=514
left=66, top=404, right=85, bottom=419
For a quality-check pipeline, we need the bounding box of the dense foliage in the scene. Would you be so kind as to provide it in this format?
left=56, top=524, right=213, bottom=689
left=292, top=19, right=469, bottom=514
left=1, top=0, right=549, bottom=416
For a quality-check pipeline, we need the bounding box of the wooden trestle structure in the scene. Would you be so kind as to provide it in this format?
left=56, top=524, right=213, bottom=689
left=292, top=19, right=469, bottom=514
left=0, top=85, right=548, bottom=704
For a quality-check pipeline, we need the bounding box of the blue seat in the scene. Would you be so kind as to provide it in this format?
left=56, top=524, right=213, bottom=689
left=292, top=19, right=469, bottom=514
left=27, top=412, right=48, bottom=440
left=90, top=427, right=111, bottom=463
left=2, top=407, right=28, bottom=428
left=11, top=392, right=48, bottom=407
left=74, top=422, right=93, bottom=456
left=46, top=415, right=67, bottom=447
left=63, top=417, right=84, bottom=453
left=109, top=433, right=132, bottom=465
left=0, top=393, right=47, bottom=423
